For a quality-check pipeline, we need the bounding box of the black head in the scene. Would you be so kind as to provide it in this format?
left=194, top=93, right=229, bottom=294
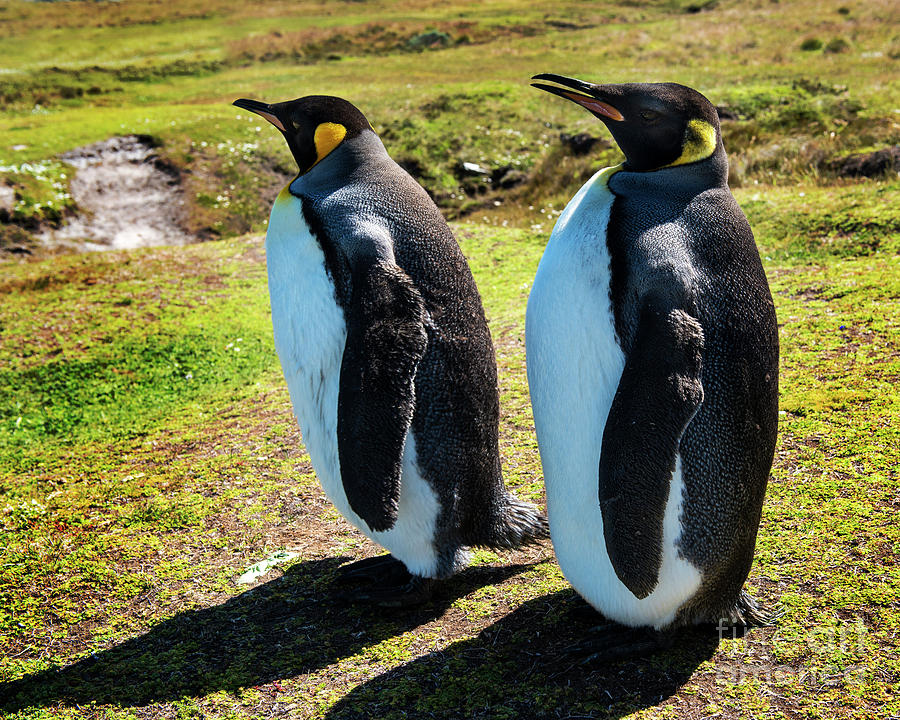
left=233, top=95, right=373, bottom=175
left=531, top=74, right=722, bottom=172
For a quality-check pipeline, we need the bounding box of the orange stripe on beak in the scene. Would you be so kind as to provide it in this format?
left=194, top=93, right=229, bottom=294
left=558, top=90, right=625, bottom=122
left=256, top=110, right=286, bottom=132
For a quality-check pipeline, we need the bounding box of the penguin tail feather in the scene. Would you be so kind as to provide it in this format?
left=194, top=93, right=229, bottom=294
left=480, top=493, right=550, bottom=550
left=729, top=590, right=783, bottom=627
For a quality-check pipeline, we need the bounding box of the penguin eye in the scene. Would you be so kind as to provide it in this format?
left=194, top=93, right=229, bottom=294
left=639, top=109, right=661, bottom=123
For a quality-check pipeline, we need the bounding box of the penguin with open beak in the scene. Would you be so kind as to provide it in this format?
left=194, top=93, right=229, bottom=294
left=525, top=75, right=779, bottom=656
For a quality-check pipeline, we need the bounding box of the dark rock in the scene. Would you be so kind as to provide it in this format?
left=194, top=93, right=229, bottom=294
left=500, top=170, right=528, bottom=189
left=716, top=106, right=739, bottom=121
left=491, top=165, right=511, bottom=182
left=0, top=224, right=38, bottom=256
left=492, top=166, right=528, bottom=189
left=827, top=146, right=900, bottom=178
left=560, top=132, right=605, bottom=155
left=684, top=0, right=718, bottom=12
left=460, top=177, right=489, bottom=195
left=396, top=158, right=425, bottom=180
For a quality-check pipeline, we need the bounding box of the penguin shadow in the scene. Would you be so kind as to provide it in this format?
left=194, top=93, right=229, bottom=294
left=324, top=590, right=721, bottom=720
left=0, top=556, right=534, bottom=713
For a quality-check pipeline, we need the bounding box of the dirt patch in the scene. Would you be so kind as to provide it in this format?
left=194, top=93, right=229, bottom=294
left=0, top=183, right=13, bottom=214
left=38, top=135, right=195, bottom=252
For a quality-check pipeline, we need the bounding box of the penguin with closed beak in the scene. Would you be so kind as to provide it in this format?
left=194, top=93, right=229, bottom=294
left=525, top=75, right=779, bottom=656
left=233, top=94, right=548, bottom=605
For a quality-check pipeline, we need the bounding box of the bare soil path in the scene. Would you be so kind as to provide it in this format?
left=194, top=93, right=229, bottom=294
left=39, top=136, right=194, bottom=252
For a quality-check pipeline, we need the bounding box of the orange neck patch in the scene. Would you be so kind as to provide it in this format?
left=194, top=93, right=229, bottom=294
left=311, top=122, right=347, bottom=169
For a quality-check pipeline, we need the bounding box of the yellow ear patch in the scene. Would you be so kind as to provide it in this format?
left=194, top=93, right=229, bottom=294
left=312, top=122, right=347, bottom=168
left=666, top=118, right=717, bottom=168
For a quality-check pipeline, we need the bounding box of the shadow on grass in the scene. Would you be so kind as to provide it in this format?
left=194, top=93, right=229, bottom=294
left=324, top=590, right=721, bottom=720
left=0, top=556, right=534, bottom=712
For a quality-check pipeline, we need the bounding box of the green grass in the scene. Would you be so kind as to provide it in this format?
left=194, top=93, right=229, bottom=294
left=2, top=0, right=899, bottom=717
left=2, top=222, right=898, bottom=718
left=2, top=0, right=898, bottom=232
left=0, top=242, right=276, bottom=464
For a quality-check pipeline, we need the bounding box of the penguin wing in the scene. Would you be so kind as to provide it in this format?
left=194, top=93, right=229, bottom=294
left=599, top=293, right=705, bottom=599
left=338, top=256, right=428, bottom=533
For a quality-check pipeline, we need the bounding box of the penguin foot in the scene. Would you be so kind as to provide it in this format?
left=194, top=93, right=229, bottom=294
left=734, top=590, right=783, bottom=627
left=355, top=575, right=435, bottom=608
left=333, top=556, right=435, bottom=607
left=568, top=597, right=607, bottom=624
left=334, top=554, right=411, bottom=586
left=569, top=623, right=673, bottom=663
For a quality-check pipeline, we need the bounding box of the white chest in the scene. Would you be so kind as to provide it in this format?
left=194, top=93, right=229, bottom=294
left=265, top=191, right=440, bottom=577
left=525, top=167, right=701, bottom=628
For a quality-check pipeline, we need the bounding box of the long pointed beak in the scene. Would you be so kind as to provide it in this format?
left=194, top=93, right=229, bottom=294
left=531, top=73, right=625, bottom=122
left=233, top=98, right=287, bottom=132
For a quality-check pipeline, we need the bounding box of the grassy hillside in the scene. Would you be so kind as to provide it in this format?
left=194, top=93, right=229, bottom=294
left=2, top=0, right=898, bottom=237
left=1, top=0, right=899, bottom=718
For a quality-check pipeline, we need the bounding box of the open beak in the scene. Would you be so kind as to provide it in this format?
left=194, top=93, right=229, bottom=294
left=233, top=98, right=287, bottom=132
left=531, top=73, right=625, bottom=122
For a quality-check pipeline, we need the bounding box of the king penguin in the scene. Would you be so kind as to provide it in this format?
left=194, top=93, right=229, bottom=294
left=524, top=75, right=779, bottom=650
left=233, top=94, right=547, bottom=604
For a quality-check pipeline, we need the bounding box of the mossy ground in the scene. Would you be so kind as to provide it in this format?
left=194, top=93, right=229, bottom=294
left=2, top=0, right=899, bottom=717
left=2, top=218, right=898, bottom=718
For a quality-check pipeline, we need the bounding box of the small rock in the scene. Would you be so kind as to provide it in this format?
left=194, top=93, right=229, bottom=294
left=827, top=146, right=900, bottom=178
left=684, top=0, right=718, bottom=12
left=560, top=132, right=604, bottom=156
left=460, top=177, right=489, bottom=195
left=716, top=106, right=739, bottom=121
left=458, top=161, right=491, bottom=176
left=0, top=224, right=37, bottom=256
left=0, top=184, right=14, bottom=214
left=396, top=157, right=425, bottom=180
left=492, top=166, right=528, bottom=189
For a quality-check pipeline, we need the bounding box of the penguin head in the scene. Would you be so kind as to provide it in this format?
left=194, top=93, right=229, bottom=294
left=531, top=74, right=721, bottom=172
left=233, top=95, right=373, bottom=175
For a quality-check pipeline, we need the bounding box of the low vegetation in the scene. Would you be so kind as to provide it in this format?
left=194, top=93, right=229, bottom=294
left=2, top=0, right=897, bottom=237
left=1, top=0, right=898, bottom=718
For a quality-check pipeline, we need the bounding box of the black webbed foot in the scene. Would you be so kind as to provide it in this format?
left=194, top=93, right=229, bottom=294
left=334, top=553, right=411, bottom=586
left=568, top=623, right=673, bottom=663
left=354, top=575, right=435, bottom=608
left=734, top=590, right=783, bottom=627
left=333, top=555, right=435, bottom=607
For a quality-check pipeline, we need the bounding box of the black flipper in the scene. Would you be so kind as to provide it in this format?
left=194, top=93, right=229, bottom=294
left=599, top=294, right=705, bottom=599
left=338, top=258, right=428, bottom=533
